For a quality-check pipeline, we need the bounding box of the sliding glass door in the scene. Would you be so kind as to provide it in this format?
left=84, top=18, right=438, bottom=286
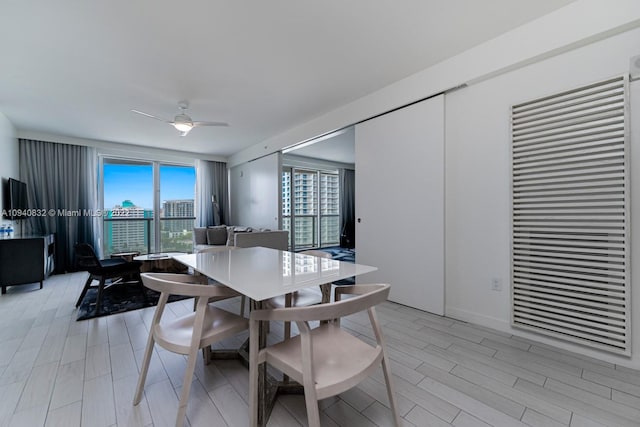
left=159, top=164, right=196, bottom=252
left=102, top=158, right=195, bottom=256
left=103, top=159, right=154, bottom=256
left=282, top=167, right=339, bottom=250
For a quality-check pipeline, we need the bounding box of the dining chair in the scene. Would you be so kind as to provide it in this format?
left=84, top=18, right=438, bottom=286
left=249, top=283, right=400, bottom=427
left=133, top=272, right=249, bottom=427
left=266, top=250, right=333, bottom=340
left=74, top=242, right=146, bottom=315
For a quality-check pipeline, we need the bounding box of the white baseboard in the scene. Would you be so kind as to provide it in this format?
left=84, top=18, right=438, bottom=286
left=445, top=306, right=511, bottom=333
left=445, top=306, right=640, bottom=370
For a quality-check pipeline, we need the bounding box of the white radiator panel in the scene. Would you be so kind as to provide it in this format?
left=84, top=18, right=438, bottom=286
left=511, top=76, right=630, bottom=355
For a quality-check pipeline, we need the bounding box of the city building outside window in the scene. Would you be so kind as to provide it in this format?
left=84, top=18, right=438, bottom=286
left=102, top=159, right=195, bottom=256
left=282, top=167, right=339, bottom=250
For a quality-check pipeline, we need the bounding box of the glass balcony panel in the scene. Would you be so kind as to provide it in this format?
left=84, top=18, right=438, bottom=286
left=320, top=215, right=340, bottom=246
left=160, top=218, right=195, bottom=253
left=294, top=216, right=316, bottom=248
left=103, top=218, right=155, bottom=257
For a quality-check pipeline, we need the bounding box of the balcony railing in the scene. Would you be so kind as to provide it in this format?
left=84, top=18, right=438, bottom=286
left=103, top=217, right=195, bottom=257
left=282, top=214, right=339, bottom=250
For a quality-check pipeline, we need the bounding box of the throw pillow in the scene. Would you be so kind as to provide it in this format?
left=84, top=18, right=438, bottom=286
left=206, top=226, right=228, bottom=245
left=194, top=227, right=208, bottom=245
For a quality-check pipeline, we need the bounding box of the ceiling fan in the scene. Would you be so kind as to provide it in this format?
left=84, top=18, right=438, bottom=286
left=131, top=101, right=229, bottom=136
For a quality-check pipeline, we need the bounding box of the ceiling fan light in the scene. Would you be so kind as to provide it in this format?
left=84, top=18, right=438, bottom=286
left=173, top=122, right=193, bottom=133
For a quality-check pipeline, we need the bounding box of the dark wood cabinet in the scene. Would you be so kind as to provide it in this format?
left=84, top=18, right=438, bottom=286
left=0, top=234, right=55, bottom=294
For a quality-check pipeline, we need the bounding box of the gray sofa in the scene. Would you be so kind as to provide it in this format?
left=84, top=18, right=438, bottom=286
left=193, top=226, right=289, bottom=252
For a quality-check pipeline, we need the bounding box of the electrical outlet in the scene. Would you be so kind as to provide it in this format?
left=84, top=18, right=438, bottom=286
left=491, top=278, right=503, bottom=291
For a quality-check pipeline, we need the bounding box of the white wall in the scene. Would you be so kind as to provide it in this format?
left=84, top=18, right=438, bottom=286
left=0, top=113, right=18, bottom=226
left=229, top=152, right=281, bottom=229
left=445, top=27, right=640, bottom=368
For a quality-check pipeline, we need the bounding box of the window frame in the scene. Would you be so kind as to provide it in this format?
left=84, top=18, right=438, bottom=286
left=99, top=155, right=196, bottom=255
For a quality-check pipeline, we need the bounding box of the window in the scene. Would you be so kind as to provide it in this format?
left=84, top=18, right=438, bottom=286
left=103, top=159, right=154, bottom=256
left=160, top=164, right=196, bottom=253
left=282, top=167, right=339, bottom=250
left=320, top=172, right=340, bottom=246
left=102, top=159, right=195, bottom=256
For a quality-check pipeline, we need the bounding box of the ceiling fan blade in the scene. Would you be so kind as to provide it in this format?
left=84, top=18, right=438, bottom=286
left=131, top=109, right=170, bottom=123
left=192, top=121, right=229, bottom=127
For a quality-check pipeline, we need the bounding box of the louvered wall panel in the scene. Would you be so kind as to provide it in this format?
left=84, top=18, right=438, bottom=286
left=511, top=76, right=630, bottom=355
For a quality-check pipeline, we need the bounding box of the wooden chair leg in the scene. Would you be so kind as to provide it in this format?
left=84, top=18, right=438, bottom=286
left=381, top=353, right=401, bottom=426
left=133, top=330, right=156, bottom=405
left=75, top=274, right=93, bottom=307
left=202, top=346, right=211, bottom=365
left=303, top=383, right=321, bottom=427
left=176, top=350, right=199, bottom=427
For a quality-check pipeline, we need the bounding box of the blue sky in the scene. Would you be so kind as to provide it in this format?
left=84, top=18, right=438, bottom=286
left=103, top=164, right=195, bottom=209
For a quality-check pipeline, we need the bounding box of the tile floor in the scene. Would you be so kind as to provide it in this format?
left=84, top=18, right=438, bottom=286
left=0, top=272, right=639, bottom=426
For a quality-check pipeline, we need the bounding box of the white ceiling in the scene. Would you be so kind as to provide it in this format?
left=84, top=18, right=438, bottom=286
left=0, top=0, right=575, bottom=159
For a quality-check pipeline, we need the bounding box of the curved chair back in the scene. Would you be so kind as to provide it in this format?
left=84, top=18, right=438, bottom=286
left=74, top=243, right=101, bottom=270
left=249, top=283, right=400, bottom=427
left=251, top=283, right=390, bottom=323
left=140, top=272, right=236, bottom=298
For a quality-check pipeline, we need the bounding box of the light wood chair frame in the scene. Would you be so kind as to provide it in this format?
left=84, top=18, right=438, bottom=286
left=249, top=283, right=400, bottom=427
left=133, top=272, right=248, bottom=427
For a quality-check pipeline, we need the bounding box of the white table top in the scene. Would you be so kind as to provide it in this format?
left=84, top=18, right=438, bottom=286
left=173, top=247, right=377, bottom=301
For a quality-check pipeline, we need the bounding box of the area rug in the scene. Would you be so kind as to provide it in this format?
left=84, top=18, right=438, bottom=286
left=76, top=282, right=189, bottom=321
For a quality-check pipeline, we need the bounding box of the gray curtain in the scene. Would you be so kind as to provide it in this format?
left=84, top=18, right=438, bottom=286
left=195, top=159, right=228, bottom=226
left=19, top=139, right=98, bottom=272
left=339, top=168, right=355, bottom=248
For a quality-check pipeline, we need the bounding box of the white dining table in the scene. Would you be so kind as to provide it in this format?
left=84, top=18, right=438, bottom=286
left=173, top=246, right=377, bottom=301
left=172, top=246, right=377, bottom=425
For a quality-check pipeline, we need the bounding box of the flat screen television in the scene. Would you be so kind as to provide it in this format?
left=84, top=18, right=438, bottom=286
left=4, top=178, right=28, bottom=219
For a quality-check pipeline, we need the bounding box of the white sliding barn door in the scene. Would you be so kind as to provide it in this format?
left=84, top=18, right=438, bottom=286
left=355, top=95, right=444, bottom=314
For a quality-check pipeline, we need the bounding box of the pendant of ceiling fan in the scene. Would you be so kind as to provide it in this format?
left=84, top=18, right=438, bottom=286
left=131, top=101, right=229, bottom=136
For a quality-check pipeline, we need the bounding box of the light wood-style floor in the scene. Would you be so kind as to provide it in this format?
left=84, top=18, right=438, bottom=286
left=1, top=272, right=639, bottom=427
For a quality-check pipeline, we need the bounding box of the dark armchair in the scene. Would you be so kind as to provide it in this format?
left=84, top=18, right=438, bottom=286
left=74, top=243, right=145, bottom=315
